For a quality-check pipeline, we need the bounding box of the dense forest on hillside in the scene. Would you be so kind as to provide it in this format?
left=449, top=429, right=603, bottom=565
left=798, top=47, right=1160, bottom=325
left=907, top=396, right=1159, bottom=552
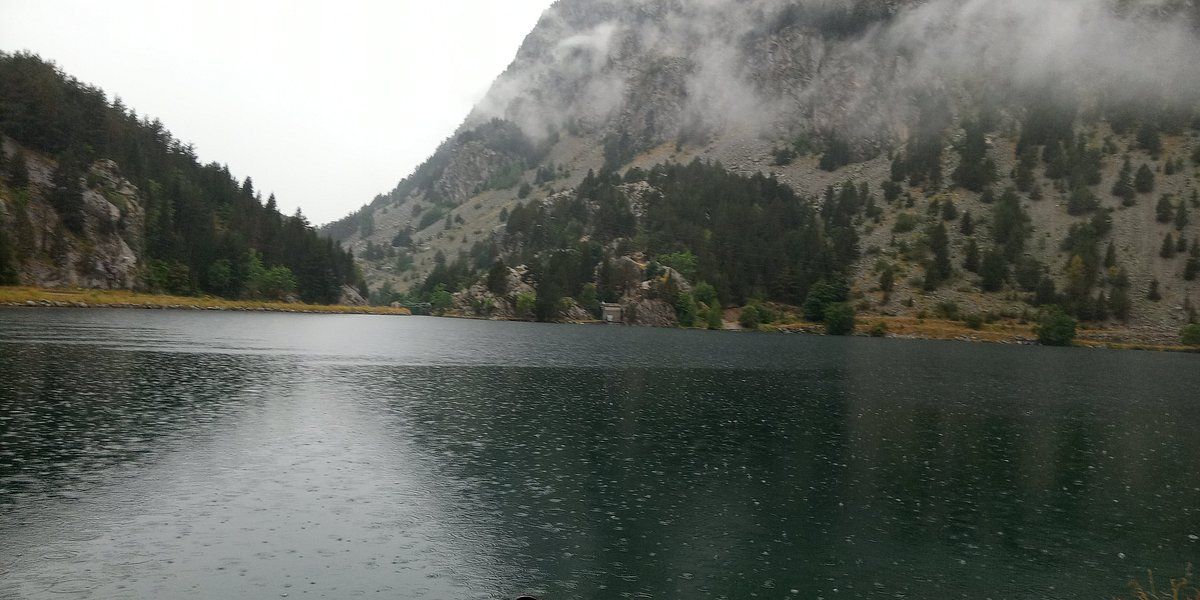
left=406, top=160, right=859, bottom=322
left=0, top=52, right=363, bottom=303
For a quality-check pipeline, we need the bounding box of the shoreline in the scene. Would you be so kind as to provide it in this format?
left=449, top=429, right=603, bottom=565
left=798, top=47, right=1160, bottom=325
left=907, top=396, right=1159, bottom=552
left=0, top=286, right=412, bottom=316
left=4, top=286, right=1196, bottom=353
left=435, top=309, right=1200, bottom=354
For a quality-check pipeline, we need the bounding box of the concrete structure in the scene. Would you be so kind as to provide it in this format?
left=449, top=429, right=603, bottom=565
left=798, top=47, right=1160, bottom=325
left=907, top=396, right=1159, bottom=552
left=600, top=302, right=623, bottom=324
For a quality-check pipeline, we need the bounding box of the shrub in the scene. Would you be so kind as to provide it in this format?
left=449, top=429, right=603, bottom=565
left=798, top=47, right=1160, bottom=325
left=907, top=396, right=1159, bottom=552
left=868, top=321, right=888, bottom=337
left=739, top=304, right=762, bottom=329
left=675, top=291, right=698, bottom=327
left=1035, top=308, right=1077, bottom=347
left=515, top=292, right=536, bottom=320
left=824, top=303, right=856, bottom=336
left=963, top=313, right=985, bottom=330
left=1183, top=324, right=1200, bottom=346
left=706, top=305, right=723, bottom=330
left=429, top=285, right=453, bottom=315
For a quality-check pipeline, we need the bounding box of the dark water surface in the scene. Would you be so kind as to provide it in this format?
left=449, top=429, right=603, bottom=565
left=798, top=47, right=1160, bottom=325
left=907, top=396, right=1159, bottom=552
left=1, top=308, right=1198, bottom=599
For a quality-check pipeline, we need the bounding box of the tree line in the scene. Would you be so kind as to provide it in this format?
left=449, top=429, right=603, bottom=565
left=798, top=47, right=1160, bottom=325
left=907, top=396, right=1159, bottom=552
left=0, top=52, right=363, bottom=303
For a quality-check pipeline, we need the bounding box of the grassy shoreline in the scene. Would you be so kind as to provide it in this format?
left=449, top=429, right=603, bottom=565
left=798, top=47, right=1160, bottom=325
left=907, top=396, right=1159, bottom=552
left=0, top=286, right=412, bottom=316
left=784, top=315, right=1199, bottom=353
left=3, top=286, right=1195, bottom=352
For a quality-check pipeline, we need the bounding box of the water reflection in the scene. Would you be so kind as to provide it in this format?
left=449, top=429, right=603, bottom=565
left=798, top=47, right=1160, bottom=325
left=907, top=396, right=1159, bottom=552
left=0, top=309, right=1198, bottom=599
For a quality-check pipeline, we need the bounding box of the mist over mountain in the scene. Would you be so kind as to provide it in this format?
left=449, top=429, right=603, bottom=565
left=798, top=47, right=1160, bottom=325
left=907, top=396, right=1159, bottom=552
left=328, top=0, right=1200, bottom=342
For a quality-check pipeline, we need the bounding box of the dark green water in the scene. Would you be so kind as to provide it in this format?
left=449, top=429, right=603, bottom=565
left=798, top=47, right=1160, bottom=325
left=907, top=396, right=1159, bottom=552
left=0, top=308, right=1198, bottom=599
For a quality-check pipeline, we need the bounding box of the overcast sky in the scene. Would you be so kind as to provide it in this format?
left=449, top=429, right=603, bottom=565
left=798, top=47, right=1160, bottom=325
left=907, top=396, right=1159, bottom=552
left=0, top=0, right=556, bottom=224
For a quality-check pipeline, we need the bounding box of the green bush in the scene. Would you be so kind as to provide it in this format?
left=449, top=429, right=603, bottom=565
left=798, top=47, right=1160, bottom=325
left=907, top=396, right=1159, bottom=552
left=868, top=321, right=888, bottom=337
left=515, top=292, right=536, bottom=320
left=824, top=303, right=856, bottom=336
left=706, top=305, right=723, bottom=330
left=963, top=313, right=985, bottom=330
left=1035, top=308, right=1077, bottom=347
left=675, top=291, right=698, bottom=327
left=739, top=304, right=762, bottom=329
left=429, top=285, right=453, bottom=315
left=1183, top=324, right=1200, bottom=346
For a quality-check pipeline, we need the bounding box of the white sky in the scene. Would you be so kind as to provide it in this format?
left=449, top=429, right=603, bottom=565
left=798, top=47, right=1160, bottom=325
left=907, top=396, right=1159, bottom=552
left=0, top=0, right=556, bottom=225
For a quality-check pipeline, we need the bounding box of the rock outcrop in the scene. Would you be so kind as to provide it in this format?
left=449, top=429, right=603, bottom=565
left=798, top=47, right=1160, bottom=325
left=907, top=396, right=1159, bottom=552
left=1, top=142, right=144, bottom=289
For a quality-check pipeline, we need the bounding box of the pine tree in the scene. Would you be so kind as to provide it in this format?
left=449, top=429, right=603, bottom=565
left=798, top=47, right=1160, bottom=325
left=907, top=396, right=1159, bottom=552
left=1157, top=195, right=1175, bottom=223
left=941, top=197, right=958, bottom=221
left=1112, top=157, right=1135, bottom=204
left=1161, top=234, right=1177, bottom=259
left=953, top=119, right=996, bottom=192
left=924, top=222, right=952, bottom=289
left=1185, top=256, right=1199, bottom=281
left=980, top=248, right=1008, bottom=292
left=1109, top=270, right=1132, bottom=320
left=6, top=148, right=29, bottom=188
left=1135, top=164, right=1156, bottom=194
left=1137, top=123, right=1163, bottom=157
left=879, top=265, right=895, bottom=302
left=1176, top=202, right=1190, bottom=231
left=1104, top=242, right=1117, bottom=269
left=1015, top=146, right=1038, bottom=192
left=963, top=238, right=981, bottom=273
left=486, top=259, right=509, bottom=295
left=1148, top=278, right=1162, bottom=302
left=960, top=211, right=975, bottom=235
left=1033, top=276, right=1057, bottom=306
left=49, top=153, right=86, bottom=235
left=991, top=188, right=1031, bottom=262
left=0, top=226, right=18, bottom=285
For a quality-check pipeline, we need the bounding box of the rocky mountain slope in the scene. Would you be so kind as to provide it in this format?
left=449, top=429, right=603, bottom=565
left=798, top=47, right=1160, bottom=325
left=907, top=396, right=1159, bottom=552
left=326, top=0, right=1200, bottom=340
left=0, top=139, right=143, bottom=289
left=0, top=53, right=366, bottom=305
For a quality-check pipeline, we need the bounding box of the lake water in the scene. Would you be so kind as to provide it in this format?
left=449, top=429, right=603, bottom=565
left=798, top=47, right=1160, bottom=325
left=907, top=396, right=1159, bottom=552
left=0, top=308, right=1198, bottom=599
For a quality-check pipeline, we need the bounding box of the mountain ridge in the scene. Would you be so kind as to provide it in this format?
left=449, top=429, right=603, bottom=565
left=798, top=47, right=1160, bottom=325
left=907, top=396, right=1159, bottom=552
left=323, top=0, right=1200, bottom=343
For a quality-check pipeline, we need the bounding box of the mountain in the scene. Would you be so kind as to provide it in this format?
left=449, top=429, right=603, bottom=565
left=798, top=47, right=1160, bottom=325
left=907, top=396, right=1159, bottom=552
left=327, top=0, right=1198, bottom=340
left=0, top=53, right=366, bottom=305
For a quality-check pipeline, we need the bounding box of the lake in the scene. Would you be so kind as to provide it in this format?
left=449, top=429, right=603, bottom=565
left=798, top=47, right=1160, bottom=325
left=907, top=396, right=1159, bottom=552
left=0, top=308, right=1198, bottom=599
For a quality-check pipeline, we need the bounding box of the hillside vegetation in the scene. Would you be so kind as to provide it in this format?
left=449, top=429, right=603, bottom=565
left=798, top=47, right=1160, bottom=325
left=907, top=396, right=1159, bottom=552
left=329, top=0, right=1200, bottom=346
left=0, top=53, right=364, bottom=304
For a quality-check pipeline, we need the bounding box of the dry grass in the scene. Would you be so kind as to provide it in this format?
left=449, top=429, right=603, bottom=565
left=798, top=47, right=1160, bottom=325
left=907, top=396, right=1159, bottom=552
left=1120, top=566, right=1200, bottom=600
left=0, top=286, right=411, bottom=316
left=775, top=314, right=1199, bottom=353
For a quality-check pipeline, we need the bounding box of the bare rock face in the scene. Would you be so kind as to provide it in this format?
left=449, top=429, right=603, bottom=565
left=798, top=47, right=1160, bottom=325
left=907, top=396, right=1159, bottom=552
left=433, top=141, right=510, bottom=206
left=2, top=150, right=145, bottom=290
left=624, top=298, right=677, bottom=327
left=339, top=285, right=368, bottom=306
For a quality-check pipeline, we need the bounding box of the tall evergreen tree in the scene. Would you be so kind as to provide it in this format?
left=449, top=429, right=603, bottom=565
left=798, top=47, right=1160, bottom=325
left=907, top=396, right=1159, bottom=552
left=1157, top=195, right=1175, bottom=223
left=963, top=238, right=981, bottom=273
left=1161, top=233, right=1176, bottom=259
left=5, top=147, right=28, bottom=188
left=979, top=248, right=1008, bottom=292
left=1112, top=157, right=1134, bottom=205
left=49, top=152, right=86, bottom=235
left=0, top=225, right=18, bottom=285
left=1135, top=164, right=1156, bottom=194
left=991, top=188, right=1031, bottom=262
left=924, top=222, right=952, bottom=289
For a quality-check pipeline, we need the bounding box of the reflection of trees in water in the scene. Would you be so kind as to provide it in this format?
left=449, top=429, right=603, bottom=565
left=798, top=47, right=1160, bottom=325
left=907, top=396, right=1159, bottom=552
left=0, top=344, right=290, bottom=504
left=372, top=360, right=1200, bottom=599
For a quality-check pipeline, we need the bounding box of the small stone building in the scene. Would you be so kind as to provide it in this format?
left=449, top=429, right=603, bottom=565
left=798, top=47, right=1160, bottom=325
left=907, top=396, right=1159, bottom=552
left=600, top=302, right=623, bottom=324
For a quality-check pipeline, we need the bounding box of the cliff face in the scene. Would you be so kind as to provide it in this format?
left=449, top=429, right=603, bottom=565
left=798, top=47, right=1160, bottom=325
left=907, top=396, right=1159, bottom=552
left=0, top=138, right=144, bottom=289
left=330, top=0, right=1200, bottom=337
